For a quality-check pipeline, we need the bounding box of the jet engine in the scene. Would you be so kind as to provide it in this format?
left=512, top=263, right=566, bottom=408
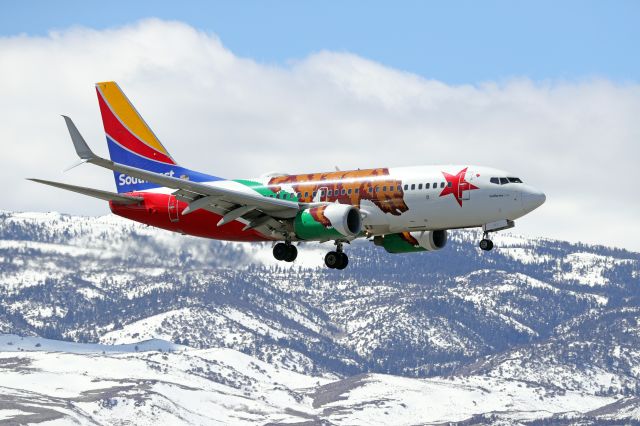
left=374, top=230, right=448, bottom=253
left=294, top=204, right=362, bottom=241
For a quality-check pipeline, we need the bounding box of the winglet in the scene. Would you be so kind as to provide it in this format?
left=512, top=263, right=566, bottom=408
left=62, top=115, right=97, bottom=160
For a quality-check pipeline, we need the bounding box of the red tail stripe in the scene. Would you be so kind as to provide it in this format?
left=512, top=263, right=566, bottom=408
left=97, top=89, right=175, bottom=165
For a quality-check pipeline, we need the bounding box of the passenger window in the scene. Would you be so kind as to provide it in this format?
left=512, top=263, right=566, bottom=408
left=411, top=184, right=415, bottom=190
left=490, top=177, right=499, bottom=184
left=440, top=182, right=445, bottom=188
left=397, top=185, right=401, bottom=191
left=328, top=190, right=332, bottom=196
left=404, top=184, right=408, bottom=190
left=382, top=186, right=387, bottom=192
left=341, top=189, right=346, bottom=195
left=348, top=188, right=352, bottom=195
left=448, top=182, right=452, bottom=188
left=433, top=182, right=437, bottom=188
left=355, top=188, right=359, bottom=194
left=312, top=191, right=317, bottom=197
left=369, top=187, right=373, bottom=193
left=500, top=178, right=508, bottom=185
left=375, top=187, right=380, bottom=192
left=418, top=184, right=423, bottom=190
left=305, top=192, right=309, bottom=197
left=426, top=183, right=430, bottom=189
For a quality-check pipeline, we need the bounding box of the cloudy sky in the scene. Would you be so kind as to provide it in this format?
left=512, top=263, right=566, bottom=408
left=1, top=1, right=639, bottom=251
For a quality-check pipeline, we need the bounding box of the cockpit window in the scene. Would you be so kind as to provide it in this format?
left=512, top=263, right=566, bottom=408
left=491, top=176, right=524, bottom=184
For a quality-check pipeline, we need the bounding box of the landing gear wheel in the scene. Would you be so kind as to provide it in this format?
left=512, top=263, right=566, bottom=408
left=284, top=244, right=297, bottom=262
left=479, top=239, right=494, bottom=251
left=274, top=243, right=297, bottom=262
left=325, top=251, right=349, bottom=269
left=336, top=252, right=348, bottom=270
left=325, top=251, right=340, bottom=269
left=273, top=243, right=288, bottom=261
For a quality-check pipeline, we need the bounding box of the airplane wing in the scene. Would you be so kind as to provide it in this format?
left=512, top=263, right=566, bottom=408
left=61, top=116, right=301, bottom=233
left=28, top=178, right=143, bottom=204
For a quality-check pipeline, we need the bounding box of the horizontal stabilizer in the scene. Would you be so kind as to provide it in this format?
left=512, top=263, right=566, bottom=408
left=28, top=179, right=143, bottom=204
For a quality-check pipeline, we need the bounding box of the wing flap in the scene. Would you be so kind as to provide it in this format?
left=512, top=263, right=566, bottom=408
left=102, top=160, right=298, bottom=216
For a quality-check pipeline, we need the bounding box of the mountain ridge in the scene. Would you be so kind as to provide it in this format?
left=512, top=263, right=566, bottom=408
left=1, top=210, right=639, bottom=424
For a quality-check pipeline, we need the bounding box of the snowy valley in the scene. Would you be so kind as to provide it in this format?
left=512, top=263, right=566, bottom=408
left=1, top=211, right=639, bottom=424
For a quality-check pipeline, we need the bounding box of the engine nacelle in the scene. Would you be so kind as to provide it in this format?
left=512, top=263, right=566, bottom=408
left=374, top=230, right=448, bottom=253
left=294, top=204, right=362, bottom=241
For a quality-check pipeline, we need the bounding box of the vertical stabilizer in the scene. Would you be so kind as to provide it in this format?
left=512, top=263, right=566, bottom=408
left=96, top=81, right=176, bottom=192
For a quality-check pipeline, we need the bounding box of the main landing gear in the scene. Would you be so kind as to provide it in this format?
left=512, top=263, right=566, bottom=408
left=273, top=242, right=297, bottom=262
left=325, top=242, right=348, bottom=270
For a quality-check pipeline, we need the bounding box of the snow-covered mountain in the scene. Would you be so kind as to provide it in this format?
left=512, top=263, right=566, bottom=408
left=3, top=334, right=637, bottom=425
left=1, top=210, right=639, bottom=424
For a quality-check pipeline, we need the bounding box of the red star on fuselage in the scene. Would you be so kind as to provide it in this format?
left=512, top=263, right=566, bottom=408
left=439, top=167, right=479, bottom=207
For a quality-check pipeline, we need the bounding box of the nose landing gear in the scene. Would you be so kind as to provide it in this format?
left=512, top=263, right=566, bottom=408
left=478, top=219, right=514, bottom=252
left=273, top=242, right=298, bottom=262
left=479, top=234, right=494, bottom=251
left=325, top=241, right=349, bottom=269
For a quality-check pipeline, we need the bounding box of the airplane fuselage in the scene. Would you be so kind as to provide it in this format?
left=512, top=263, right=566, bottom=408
left=110, top=164, right=545, bottom=242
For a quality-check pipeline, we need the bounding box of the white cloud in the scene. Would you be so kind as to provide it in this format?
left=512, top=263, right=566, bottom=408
left=1, top=19, right=638, bottom=251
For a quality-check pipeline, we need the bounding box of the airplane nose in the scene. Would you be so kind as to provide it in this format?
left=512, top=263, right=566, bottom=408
left=522, top=189, right=546, bottom=212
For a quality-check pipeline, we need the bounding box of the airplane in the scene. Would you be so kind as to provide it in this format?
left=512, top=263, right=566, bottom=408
left=30, top=82, right=546, bottom=269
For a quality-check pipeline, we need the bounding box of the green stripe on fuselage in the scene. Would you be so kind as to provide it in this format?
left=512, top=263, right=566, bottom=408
left=234, top=179, right=299, bottom=201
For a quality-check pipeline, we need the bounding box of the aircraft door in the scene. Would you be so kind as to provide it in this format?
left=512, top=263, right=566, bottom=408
left=460, top=172, right=473, bottom=201
left=318, top=186, right=329, bottom=202
left=168, top=195, right=179, bottom=222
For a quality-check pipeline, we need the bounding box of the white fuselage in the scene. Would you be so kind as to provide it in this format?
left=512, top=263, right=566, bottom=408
left=357, top=165, right=545, bottom=235
left=137, top=164, right=545, bottom=240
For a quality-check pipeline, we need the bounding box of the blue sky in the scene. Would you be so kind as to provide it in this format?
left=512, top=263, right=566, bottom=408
left=1, top=1, right=640, bottom=249
left=2, top=0, right=638, bottom=84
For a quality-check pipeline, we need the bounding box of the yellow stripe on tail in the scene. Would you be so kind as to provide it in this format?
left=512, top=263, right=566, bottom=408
left=95, top=81, right=171, bottom=157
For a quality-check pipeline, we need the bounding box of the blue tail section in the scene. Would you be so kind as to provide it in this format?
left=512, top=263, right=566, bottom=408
left=107, top=138, right=222, bottom=193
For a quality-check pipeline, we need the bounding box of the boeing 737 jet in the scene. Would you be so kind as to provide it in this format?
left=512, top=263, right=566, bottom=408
left=31, top=82, right=546, bottom=269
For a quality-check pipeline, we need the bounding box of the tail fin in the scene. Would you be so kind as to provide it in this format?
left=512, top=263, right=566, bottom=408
left=96, top=81, right=179, bottom=192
